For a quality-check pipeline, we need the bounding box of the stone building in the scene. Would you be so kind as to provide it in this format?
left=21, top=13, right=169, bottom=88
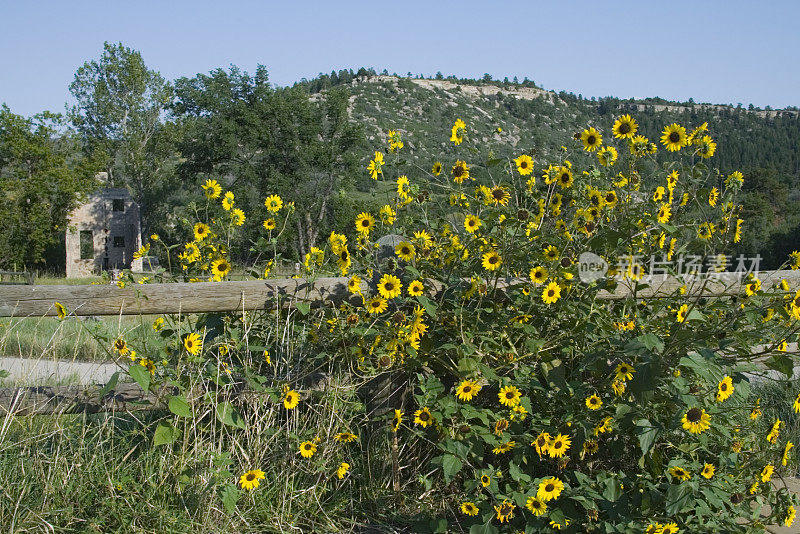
left=65, top=182, right=143, bottom=278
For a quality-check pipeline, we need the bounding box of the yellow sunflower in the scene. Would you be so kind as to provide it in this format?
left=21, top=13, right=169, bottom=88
left=194, top=222, right=210, bottom=241
left=661, top=123, right=688, bottom=152
left=355, top=212, right=375, bottom=235
left=113, top=337, right=129, bottom=355
left=451, top=160, right=470, bottom=184
left=334, top=431, right=358, bottom=443
left=464, top=214, right=482, bottom=233
left=239, top=469, right=265, bottom=490
left=526, top=496, right=547, bottom=516
left=262, top=218, right=276, bottom=231
left=580, top=127, right=603, bottom=152
left=541, top=281, right=561, bottom=305
left=716, top=376, right=734, bottom=402
left=337, top=462, right=350, bottom=479
left=202, top=178, right=222, bottom=199
left=547, top=434, right=571, bottom=458
left=701, top=463, right=715, bottom=479
left=612, top=114, right=638, bottom=139
left=367, top=151, right=384, bottom=180
left=231, top=208, right=245, bottom=226
left=450, top=118, right=466, bottom=145
left=615, top=362, right=635, bottom=381
left=184, top=332, right=202, bottom=355
left=414, top=407, right=434, bottom=427
left=669, top=466, right=691, bottom=481
left=657, top=204, right=671, bottom=224
left=407, top=279, right=424, bottom=296
left=283, top=388, right=300, bottom=409
left=494, top=500, right=515, bottom=523
left=432, top=161, right=443, bottom=176
left=533, top=432, right=551, bottom=457
left=556, top=166, right=573, bottom=189
left=482, top=250, right=502, bottom=271
left=455, top=380, right=482, bottom=402
left=54, top=302, right=68, bottom=320
left=696, top=135, right=717, bottom=158
left=460, top=502, right=479, bottom=516
left=222, top=191, right=235, bottom=210
left=530, top=266, right=548, bottom=285
left=299, top=440, right=317, bottom=458
left=377, top=274, right=402, bottom=299
left=395, top=241, right=416, bottom=261
left=681, top=407, right=711, bottom=434
left=498, top=385, right=521, bottom=407
left=676, top=304, right=689, bottom=323
left=211, top=258, right=231, bottom=280
left=366, top=297, right=388, bottom=314
left=480, top=474, right=491, bottom=487
left=585, top=394, right=602, bottom=410
left=514, top=154, right=534, bottom=175
left=489, top=186, right=511, bottom=206
left=391, top=409, right=403, bottom=432
left=347, top=275, right=362, bottom=294
left=537, top=477, right=564, bottom=502
left=597, top=146, right=618, bottom=167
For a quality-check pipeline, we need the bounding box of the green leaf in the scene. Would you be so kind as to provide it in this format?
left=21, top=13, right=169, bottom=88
left=219, top=484, right=240, bottom=514
left=168, top=395, right=192, bottom=418
left=295, top=302, right=311, bottom=316
left=216, top=401, right=245, bottom=429
left=666, top=483, right=692, bottom=515
left=637, top=333, right=664, bottom=354
left=153, top=422, right=177, bottom=446
left=765, top=353, right=794, bottom=378
left=442, top=454, right=462, bottom=483
left=469, top=523, right=498, bottom=534
left=99, top=371, right=120, bottom=397
left=636, top=418, right=658, bottom=456
left=128, top=363, right=150, bottom=392
left=602, top=477, right=622, bottom=502
left=416, top=295, right=438, bottom=317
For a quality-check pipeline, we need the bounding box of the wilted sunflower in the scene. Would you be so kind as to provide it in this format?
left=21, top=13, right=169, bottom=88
left=494, top=500, right=515, bottom=523
left=464, top=214, right=482, bottom=233
left=716, top=376, right=734, bottom=402
left=661, top=123, right=687, bottom=152
left=395, top=241, right=416, bottom=261
left=537, top=477, right=564, bottom=502
left=454, top=380, right=481, bottom=402
left=489, top=186, right=510, bottom=206
left=542, top=281, right=561, bottom=305
left=451, top=160, right=470, bottom=184
left=612, top=114, right=638, bottom=139
left=414, top=407, right=434, bottom=427
left=498, top=385, right=521, bottom=407
left=264, top=194, right=283, bottom=212
left=482, top=250, right=502, bottom=271
left=283, top=388, right=300, bottom=409
left=580, top=127, right=603, bottom=151
left=299, top=440, right=317, bottom=458
left=377, top=274, right=402, bottom=299
left=239, top=469, right=265, bottom=490
left=514, top=154, right=534, bottom=176
left=184, top=332, right=202, bottom=355
left=113, top=337, right=129, bottom=355
left=525, top=496, right=547, bottom=516
left=407, top=280, right=424, bottom=296
left=355, top=212, right=375, bottom=234
left=460, top=502, right=479, bottom=516
left=681, top=407, right=711, bottom=434
left=365, top=297, right=388, bottom=314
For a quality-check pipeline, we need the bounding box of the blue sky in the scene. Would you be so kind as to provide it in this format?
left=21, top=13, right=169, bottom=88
left=1, top=0, right=798, bottom=117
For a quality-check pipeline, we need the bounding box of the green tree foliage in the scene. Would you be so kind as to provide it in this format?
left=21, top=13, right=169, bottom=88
left=0, top=106, right=101, bottom=268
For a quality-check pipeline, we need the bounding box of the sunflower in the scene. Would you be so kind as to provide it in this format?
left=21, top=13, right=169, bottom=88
left=548, top=433, right=571, bottom=458
left=366, top=297, right=388, bottom=314
left=395, top=241, right=416, bottom=261
left=529, top=266, right=548, bottom=285
left=184, top=332, right=202, bottom=355
left=661, top=523, right=680, bottom=534
left=734, top=218, right=743, bottom=243
left=615, top=362, right=635, bottom=381
left=391, top=409, right=403, bottom=432
left=701, top=463, right=715, bottom=479
left=336, top=462, right=350, bottom=479
left=768, top=418, right=783, bottom=444
left=460, top=502, right=479, bottom=516
left=630, top=135, right=651, bottom=156
left=582, top=439, right=599, bottom=456
left=537, top=477, right=564, bottom=502
left=716, top=376, right=734, bottom=402
left=556, top=166, right=573, bottom=189
left=414, top=407, right=434, bottom=427
left=367, top=151, right=384, bottom=179
left=543, top=245, right=559, bottom=261
left=113, top=337, right=128, bottom=355
left=480, top=474, right=491, bottom=487
left=283, top=388, right=300, bottom=409
left=453, top=379, right=481, bottom=402
left=450, top=118, right=466, bottom=145
left=533, top=432, right=551, bottom=457
left=492, top=441, right=516, bottom=454
left=489, top=186, right=510, bottom=206
left=193, top=222, right=210, bottom=241
left=231, top=208, right=246, bottom=226
left=541, top=281, right=561, bottom=305
left=526, top=496, right=547, bottom=516
left=494, top=500, right=515, bottom=523
left=612, top=114, right=638, bottom=139
left=661, top=123, right=688, bottom=152
left=222, top=191, right=235, bottom=210
left=211, top=258, right=231, bottom=280
left=299, top=440, right=317, bottom=458
left=597, top=146, right=618, bottom=167
left=54, top=302, right=67, bottom=320
left=585, top=394, right=602, bottom=410
left=379, top=204, right=395, bottom=225
left=580, top=127, right=603, bottom=151
left=514, top=154, right=534, bottom=175
left=239, top=469, right=265, bottom=490
left=355, top=212, right=375, bottom=234
left=494, top=419, right=509, bottom=435
left=784, top=441, right=795, bottom=466
left=760, top=464, right=774, bottom=483
left=657, top=204, right=671, bottom=224
left=676, top=304, right=689, bottom=323
left=786, top=507, right=797, bottom=528
left=377, top=274, right=402, bottom=299
left=451, top=160, right=470, bottom=184
left=202, top=178, right=222, bottom=199
left=407, top=280, right=424, bottom=296
left=347, top=275, right=362, bottom=294
left=152, top=317, right=164, bottom=331
left=334, top=431, right=358, bottom=443
left=431, top=161, right=443, bottom=176
left=396, top=175, right=411, bottom=199
left=696, top=135, right=717, bottom=158
left=482, top=250, right=502, bottom=271
left=669, top=466, right=691, bottom=481
left=498, top=385, right=521, bottom=407
left=708, top=187, right=719, bottom=207
left=464, top=214, right=482, bottom=233
left=681, top=407, right=711, bottom=434
left=263, top=218, right=276, bottom=231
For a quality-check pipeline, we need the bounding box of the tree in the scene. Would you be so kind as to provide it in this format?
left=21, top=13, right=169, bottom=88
left=68, top=42, right=175, bottom=218
left=0, top=106, right=102, bottom=268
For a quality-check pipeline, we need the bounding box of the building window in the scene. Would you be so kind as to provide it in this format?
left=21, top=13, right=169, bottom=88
left=112, top=199, right=125, bottom=212
left=113, top=236, right=125, bottom=248
left=79, top=231, right=94, bottom=260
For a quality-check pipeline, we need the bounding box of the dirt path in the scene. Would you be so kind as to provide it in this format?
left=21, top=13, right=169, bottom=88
left=0, top=356, right=120, bottom=385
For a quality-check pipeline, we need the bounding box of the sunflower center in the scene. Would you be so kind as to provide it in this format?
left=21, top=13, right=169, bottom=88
left=560, top=174, right=569, bottom=183
left=619, top=123, right=631, bottom=134
left=587, top=135, right=596, bottom=144
left=246, top=473, right=256, bottom=481
left=505, top=391, right=515, bottom=399
left=420, top=412, right=429, bottom=421
left=669, top=132, right=680, bottom=142
left=548, top=290, right=555, bottom=297
left=453, top=166, right=464, bottom=177
left=463, top=385, right=472, bottom=393
left=545, top=483, right=555, bottom=492
left=721, top=383, right=728, bottom=391
left=687, top=408, right=702, bottom=422
left=489, top=256, right=499, bottom=265
left=384, top=282, right=394, bottom=291
left=520, top=161, right=528, bottom=168
left=554, top=441, right=562, bottom=449
left=492, top=189, right=505, bottom=200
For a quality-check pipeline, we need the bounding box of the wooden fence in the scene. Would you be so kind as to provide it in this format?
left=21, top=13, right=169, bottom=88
left=1, top=269, right=798, bottom=416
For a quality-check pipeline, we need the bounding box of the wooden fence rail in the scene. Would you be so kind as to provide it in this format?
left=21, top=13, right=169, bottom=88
left=2, top=270, right=799, bottom=318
